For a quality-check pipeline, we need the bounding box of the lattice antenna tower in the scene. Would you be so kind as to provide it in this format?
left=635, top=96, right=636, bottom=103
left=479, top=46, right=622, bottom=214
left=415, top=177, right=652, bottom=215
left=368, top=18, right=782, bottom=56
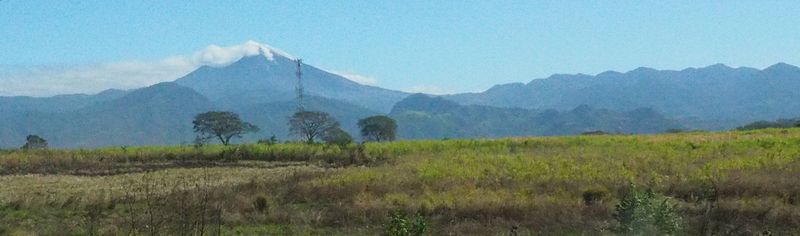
left=295, top=59, right=305, bottom=112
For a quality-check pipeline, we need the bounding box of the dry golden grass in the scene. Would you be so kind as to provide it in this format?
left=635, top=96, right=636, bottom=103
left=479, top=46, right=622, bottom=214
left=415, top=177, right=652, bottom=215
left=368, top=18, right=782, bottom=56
left=1, top=128, right=800, bottom=235
left=0, top=163, right=316, bottom=208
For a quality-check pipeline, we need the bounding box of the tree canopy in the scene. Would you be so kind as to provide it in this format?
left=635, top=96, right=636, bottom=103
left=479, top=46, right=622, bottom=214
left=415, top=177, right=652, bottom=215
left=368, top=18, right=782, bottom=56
left=289, top=111, right=340, bottom=144
left=21, top=135, right=48, bottom=150
left=322, top=127, right=353, bottom=146
left=193, top=111, right=259, bottom=145
left=358, top=115, right=398, bottom=142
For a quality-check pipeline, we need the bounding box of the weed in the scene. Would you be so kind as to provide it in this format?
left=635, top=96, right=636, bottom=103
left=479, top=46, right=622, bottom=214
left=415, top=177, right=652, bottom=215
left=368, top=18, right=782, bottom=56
left=614, top=185, right=682, bottom=235
left=583, top=188, right=608, bottom=206
left=385, top=209, right=427, bottom=236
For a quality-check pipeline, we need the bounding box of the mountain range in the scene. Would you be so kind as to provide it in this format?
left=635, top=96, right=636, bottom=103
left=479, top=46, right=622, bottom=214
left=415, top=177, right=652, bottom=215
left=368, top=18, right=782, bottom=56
left=447, top=63, right=800, bottom=129
left=391, top=94, right=682, bottom=139
left=174, top=52, right=407, bottom=113
left=1, top=46, right=799, bottom=148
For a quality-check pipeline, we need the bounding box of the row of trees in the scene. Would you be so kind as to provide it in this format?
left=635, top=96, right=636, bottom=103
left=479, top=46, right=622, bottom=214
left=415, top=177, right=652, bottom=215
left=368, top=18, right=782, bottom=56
left=192, top=110, right=397, bottom=146
left=736, top=119, right=800, bottom=131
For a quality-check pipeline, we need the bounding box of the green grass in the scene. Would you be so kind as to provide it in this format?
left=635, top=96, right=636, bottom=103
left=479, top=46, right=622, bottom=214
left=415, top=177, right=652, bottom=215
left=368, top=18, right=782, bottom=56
left=1, top=128, right=800, bottom=235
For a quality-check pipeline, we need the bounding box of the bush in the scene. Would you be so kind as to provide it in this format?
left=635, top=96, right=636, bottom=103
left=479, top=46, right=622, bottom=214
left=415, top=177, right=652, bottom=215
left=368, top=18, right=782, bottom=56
left=253, top=196, right=268, bottom=213
left=385, top=209, right=427, bottom=236
left=582, top=188, right=608, bottom=206
left=614, top=185, right=682, bottom=235
left=664, top=128, right=685, bottom=133
left=581, top=130, right=608, bottom=135
left=258, top=135, right=279, bottom=145
left=322, top=128, right=353, bottom=147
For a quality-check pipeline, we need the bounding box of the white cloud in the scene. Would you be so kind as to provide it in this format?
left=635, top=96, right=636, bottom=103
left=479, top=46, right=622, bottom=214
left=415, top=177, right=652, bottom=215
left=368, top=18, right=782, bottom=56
left=405, top=85, right=452, bottom=95
left=329, top=71, right=378, bottom=86
left=0, top=61, right=195, bottom=96
left=0, top=40, right=294, bottom=97
left=189, top=40, right=295, bottom=65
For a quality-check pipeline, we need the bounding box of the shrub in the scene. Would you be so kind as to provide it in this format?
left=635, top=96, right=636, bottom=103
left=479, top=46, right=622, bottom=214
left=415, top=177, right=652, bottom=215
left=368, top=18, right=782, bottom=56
left=253, top=196, right=268, bottom=213
left=385, top=209, right=427, bottom=236
left=664, top=128, right=685, bottom=134
left=258, top=135, right=279, bottom=145
left=322, top=128, right=353, bottom=147
left=581, top=130, right=608, bottom=135
left=614, top=185, right=682, bottom=235
left=582, top=188, right=608, bottom=206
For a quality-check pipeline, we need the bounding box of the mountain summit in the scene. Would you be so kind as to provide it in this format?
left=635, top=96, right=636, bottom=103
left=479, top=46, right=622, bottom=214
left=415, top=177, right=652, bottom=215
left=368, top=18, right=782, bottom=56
left=175, top=47, right=407, bottom=112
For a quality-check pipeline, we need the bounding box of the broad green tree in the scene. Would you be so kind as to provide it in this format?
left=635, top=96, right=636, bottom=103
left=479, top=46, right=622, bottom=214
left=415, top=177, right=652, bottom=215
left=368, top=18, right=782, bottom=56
left=358, top=115, right=398, bottom=142
left=193, top=111, right=259, bottom=145
left=21, top=135, right=48, bottom=150
left=289, top=111, right=340, bottom=144
left=322, top=127, right=353, bottom=146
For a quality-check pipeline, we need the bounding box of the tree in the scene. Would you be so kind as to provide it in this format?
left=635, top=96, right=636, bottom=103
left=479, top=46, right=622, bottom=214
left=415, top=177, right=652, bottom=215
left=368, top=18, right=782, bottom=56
left=21, top=135, right=48, bottom=150
left=358, top=115, right=397, bottom=142
left=257, top=135, right=279, bottom=145
left=289, top=111, right=340, bottom=144
left=193, top=111, right=259, bottom=146
left=322, top=127, right=353, bottom=146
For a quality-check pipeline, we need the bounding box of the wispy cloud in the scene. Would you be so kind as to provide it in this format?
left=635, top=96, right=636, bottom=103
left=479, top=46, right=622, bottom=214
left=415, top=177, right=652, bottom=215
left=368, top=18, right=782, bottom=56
left=0, top=61, right=194, bottom=96
left=0, top=40, right=294, bottom=97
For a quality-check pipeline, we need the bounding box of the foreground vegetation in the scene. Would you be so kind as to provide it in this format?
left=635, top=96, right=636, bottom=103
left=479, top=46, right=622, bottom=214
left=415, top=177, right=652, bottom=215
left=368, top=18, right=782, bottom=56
left=2, top=128, right=800, bottom=235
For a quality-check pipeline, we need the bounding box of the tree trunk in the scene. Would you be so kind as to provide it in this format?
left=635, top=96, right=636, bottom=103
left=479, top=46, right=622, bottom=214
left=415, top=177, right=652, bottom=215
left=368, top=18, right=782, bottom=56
left=224, top=135, right=233, bottom=146
left=217, top=135, right=227, bottom=145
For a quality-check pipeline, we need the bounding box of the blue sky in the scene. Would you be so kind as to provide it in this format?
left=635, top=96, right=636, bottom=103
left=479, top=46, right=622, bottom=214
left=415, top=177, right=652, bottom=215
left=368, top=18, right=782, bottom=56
left=1, top=0, right=800, bottom=96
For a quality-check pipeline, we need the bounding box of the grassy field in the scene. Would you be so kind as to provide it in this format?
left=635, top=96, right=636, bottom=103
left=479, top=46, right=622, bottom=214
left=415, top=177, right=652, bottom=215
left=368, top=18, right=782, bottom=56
left=1, top=128, right=800, bottom=235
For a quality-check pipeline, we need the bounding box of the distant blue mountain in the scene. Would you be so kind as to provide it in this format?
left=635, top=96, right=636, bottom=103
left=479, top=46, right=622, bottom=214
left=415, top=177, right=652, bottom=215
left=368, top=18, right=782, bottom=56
left=446, top=63, right=800, bottom=129
left=235, top=96, right=380, bottom=141
left=0, top=89, right=127, bottom=114
left=0, top=81, right=380, bottom=148
left=1, top=45, right=799, bottom=148
left=0, top=83, right=213, bottom=147
left=175, top=51, right=408, bottom=113
left=0, top=49, right=399, bottom=148
left=390, top=94, right=682, bottom=139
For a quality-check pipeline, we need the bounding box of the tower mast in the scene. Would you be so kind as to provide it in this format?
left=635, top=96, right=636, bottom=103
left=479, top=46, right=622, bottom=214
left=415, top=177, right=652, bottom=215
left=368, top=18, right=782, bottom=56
left=295, top=59, right=304, bottom=112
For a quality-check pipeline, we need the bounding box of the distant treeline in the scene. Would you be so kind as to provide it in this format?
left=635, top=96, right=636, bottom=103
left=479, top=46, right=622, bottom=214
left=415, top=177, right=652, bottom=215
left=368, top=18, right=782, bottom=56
left=736, top=118, right=800, bottom=131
